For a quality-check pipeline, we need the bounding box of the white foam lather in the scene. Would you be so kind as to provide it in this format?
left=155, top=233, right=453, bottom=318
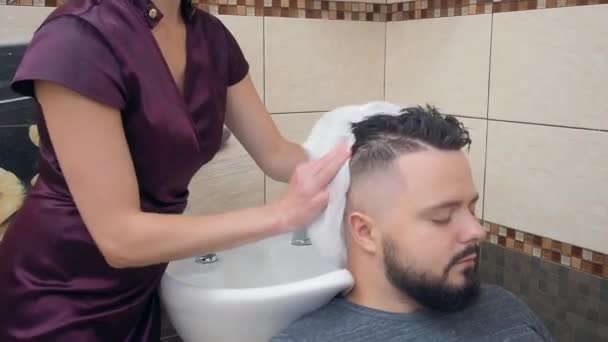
left=301, top=101, right=404, bottom=267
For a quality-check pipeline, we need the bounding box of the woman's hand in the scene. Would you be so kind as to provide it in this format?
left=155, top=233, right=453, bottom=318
left=270, top=142, right=351, bottom=233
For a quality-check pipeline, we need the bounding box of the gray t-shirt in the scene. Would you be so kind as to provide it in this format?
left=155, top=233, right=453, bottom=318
left=271, top=284, right=553, bottom=342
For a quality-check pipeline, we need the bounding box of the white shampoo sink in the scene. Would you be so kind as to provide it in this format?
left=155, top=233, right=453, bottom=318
left=159, top=233, right=353, bottom=342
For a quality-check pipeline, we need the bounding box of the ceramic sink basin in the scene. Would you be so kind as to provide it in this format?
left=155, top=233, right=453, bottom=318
left=159, top=233, right=353, bottom=342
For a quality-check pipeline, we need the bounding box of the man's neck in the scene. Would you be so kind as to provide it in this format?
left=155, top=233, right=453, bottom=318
left=346, top=264, right=423, bottom=314
left=346, top=285, right=422, bottom=314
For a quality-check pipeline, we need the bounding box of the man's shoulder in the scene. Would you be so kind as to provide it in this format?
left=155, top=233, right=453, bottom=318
left=270, top=298, right=356, bottom=342
left=478, top=284, right=529, bottom=308
left=480, top=283, right=516, bottom=298
left=271, top=286, right=553, bottom=342
left=473, top=284, right=533, bottom=317
left=473, top=284, right=553, bottom=341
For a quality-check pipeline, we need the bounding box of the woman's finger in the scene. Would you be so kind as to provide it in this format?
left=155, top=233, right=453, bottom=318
left=308, top=142, right=349, bottom=175
left=314, top=146, right=351, bottom=186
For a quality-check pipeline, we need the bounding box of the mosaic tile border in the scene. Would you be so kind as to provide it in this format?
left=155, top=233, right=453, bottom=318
left=1, top=0, right=606, bottom=22
left=198, top=0, right=388, bottom=22
left=387, top=0, right=608, bottom=21
left=482, top=220, right=608, bottom=280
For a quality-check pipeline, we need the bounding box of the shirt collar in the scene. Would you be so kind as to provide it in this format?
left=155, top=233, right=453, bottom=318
left=131, top=0, right=195, bottom=28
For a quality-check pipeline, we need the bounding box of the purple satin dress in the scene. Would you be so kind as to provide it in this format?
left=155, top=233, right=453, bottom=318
left=0, top=0, right=249, bottom=340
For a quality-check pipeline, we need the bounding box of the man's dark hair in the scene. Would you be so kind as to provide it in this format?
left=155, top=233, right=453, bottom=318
left=349, top=105, right=472, bottom=178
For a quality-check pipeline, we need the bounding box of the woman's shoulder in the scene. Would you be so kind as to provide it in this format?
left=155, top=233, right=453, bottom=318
left=191, top=8, right=227, bottom=27
left=188, top=9, right=247, bottom=48
left=189, top=9, right=237, bottom=40
left=11, top=0, right=133, bottom=108
left=38, top=0, right=145, bottom=44
left=189, top=9, right=250, bottom=86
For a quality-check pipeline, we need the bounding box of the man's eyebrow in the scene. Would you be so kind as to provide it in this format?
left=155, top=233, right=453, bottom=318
left=420, top=193, right=480, bottom=214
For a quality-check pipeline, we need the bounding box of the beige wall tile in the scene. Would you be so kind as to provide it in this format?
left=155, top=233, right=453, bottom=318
left=218, top=15, right=265, bottom=100
left=0, top=5, right=54, bottom=45
left=264, top=18, right=385, bottom=114
left=484, top=121, right=608, bottom=253
left=386, top=15, right=492, bottom=118
left=457, top=117, right=487, bottom=218
left=185, top=137, right=264, bottom=215
left=265, top=112, right=323, bottom=203
left=490, top=5, right=608, bottom=130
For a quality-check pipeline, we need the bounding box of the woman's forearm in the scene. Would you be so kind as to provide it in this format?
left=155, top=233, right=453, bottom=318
left=265, top=142, right=309, bottom=183
left=103, top=140, right=347, bottom=269
left=223, top=75, right=310, bottom=183
left=105, top=203, right=283, bottom=268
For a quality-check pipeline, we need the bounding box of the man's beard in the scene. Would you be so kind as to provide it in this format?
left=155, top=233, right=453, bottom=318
left=383, top=239, right=481, bottom=313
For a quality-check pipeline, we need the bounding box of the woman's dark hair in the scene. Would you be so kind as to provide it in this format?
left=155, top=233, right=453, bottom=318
left=181, top=0, right=195, bottom=20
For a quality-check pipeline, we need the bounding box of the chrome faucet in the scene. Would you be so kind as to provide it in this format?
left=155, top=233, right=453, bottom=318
left=291, top=229, right=311, bottom=246
left=195, top=253, right=218, bottom=264
left=220, top=126, right=231, bottom=148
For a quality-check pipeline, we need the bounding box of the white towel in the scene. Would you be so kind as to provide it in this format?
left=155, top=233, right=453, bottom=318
left=302, top=101, right=404, bottom=268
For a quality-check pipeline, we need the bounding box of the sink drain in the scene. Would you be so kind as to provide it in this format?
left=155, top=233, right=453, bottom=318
left=195, top=253, right=218, bottom=264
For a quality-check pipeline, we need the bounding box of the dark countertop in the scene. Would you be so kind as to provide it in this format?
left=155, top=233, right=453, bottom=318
left=0, top=43, right=39, bottom=127
left=0, top=44, right=28, bottom=101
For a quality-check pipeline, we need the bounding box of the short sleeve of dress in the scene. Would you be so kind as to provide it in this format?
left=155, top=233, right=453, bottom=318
left=11, top=16, right=126, bottom=110
left=220, top=23, right=250, bottom=87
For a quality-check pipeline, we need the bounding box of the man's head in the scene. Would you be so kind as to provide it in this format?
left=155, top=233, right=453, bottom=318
left=344, top=105, right=485, bottom=313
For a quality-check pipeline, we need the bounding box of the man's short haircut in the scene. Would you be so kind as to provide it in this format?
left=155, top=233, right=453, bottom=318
left=349, top=105, right=472, bottom=182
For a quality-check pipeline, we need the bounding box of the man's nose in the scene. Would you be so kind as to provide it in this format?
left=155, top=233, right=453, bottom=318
left=461, top=214, right=486, bottom=243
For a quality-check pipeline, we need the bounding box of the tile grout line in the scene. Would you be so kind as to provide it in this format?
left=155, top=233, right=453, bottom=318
left=268, top=112, right=608, bottom=133
left=262, top=16, right=267, bottom=205
left=269, top=110, right=327, bottom=115
left=481, top=12, right=494, bottom=223
left=262, top=15, right=266, bottom=108
left=450, top=114, right=608, bottom=133
left=383, top=15, right=387, bottom=100
left=488, top=117, right=607, bottom=133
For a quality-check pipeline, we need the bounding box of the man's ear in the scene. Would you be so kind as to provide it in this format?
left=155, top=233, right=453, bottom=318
left=346, top=211, right=381, bottom=254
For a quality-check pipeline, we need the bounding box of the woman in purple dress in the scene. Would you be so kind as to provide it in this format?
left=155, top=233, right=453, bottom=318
left=0, top=0, right=349, bottom=340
